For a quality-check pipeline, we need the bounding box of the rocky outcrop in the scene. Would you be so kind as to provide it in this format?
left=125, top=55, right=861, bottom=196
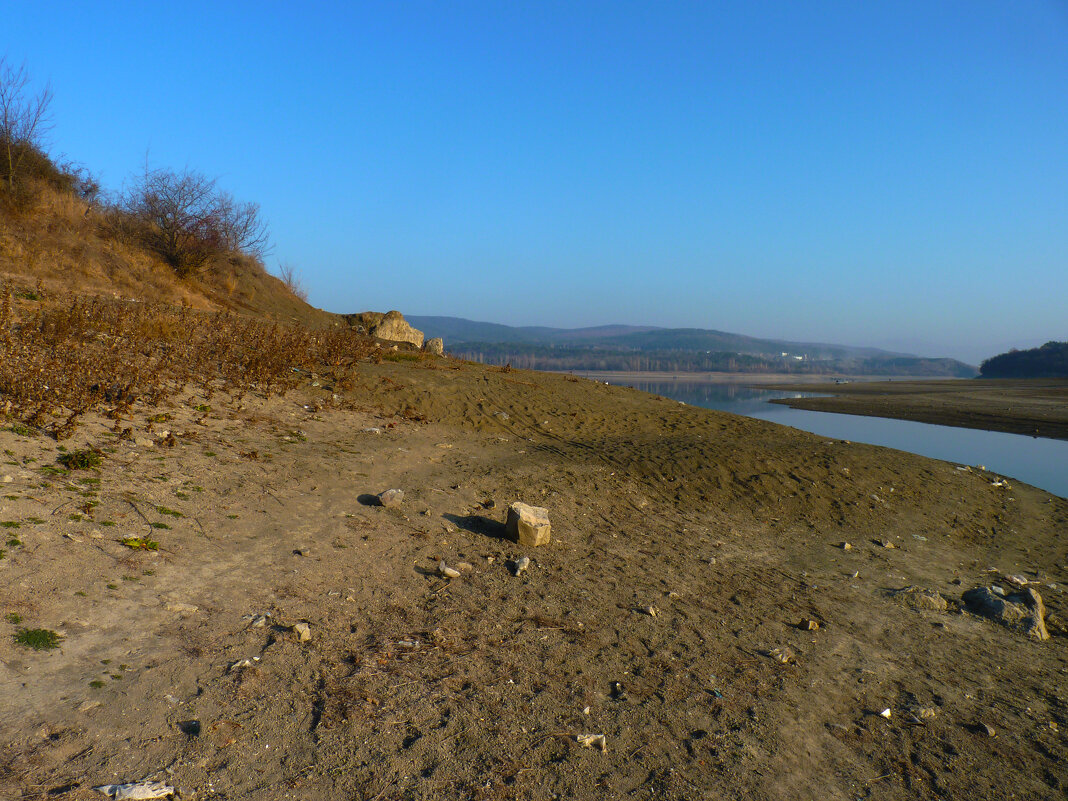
left=423, top=337, right=444, bottom=356
left=346, top=310, right=424, bottom=348
left=962, top=585, right=1049, bottom=641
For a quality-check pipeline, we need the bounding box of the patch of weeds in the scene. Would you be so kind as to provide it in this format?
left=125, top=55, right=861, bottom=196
left=204, top=451, right=217, bottom=458
left=194, top=404, right=211, bottom=413
left=111, top=674, right=122, bottom=680
left=227, top=514, right=239, bottom=519
left=0, top=549, right=6, bottom=559
left=39, top=466, right=68, bottom=478
left=156, top=506, right=183, bottom=518
left=191, top=485, right=204, bottom=493
left=58, top=449, right=102, bottom=470
left=4, top=495, right=19, bottom=501
left=383, top=351, right=422, bottom=363
left=150, top=522, right=171, bottom=530
left=142, top=570, right=155, bottom=576
left=77, top=477, right=101, bottom=486
left=0, top=521, right=20, bottom=529
left=105, top=583, right=118, bottom=590
left=121, top=537, right=159, bottom=551
left=25, top=517, right=44, bottom=525
left=103, top=447, right=117, bottom=454
left=89, top=680, right=105, bottom=689
left=100, top=521, right=116, bottom=527
left=121, top=575, right=139, bottom=582
left=13, top=628, right=62, bottom=650
left=148, top=413, right=171, bottom=424
left=6, top=538, right=22, bottom=547
left=6, top=612, right=22, bottom=624
left=68, top=514, right=84, bottom=522
left=74, top=591, right=86, bottom=597
left=119, top=663, right=129, bottom=670
left=174, top=491, right=189, bottom=500
left=56, top=445, right=67, bottom=452
left=101, top=659, right=111, bottom=664
left=6, top=422, right=35, bottom=436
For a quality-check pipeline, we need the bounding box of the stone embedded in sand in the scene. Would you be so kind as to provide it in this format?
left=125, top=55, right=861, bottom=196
left=962, top=586, right=1049, bottom=641
left=377, top=489, right=404, bottom=508
left=506, top=502, right=551, bottom=547
left=768, top=646, right=795, bottom=664
left=293, top=622, right=312, bottom=642
left=892, top=586, right=949, bottom=613
left=799, top=618, right=820, bottom=631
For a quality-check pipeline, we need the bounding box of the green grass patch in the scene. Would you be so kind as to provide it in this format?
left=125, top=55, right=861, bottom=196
left=383, top=351, right=422, bottom=363
left=120, top=537, right=159, bottom=551
left=6, top=422, right=35, bottom=436
left=105, top=583, right=118, bottom=590
left=0, top=521, right=20, bottom=529
left=13, top=628, right=62, bottom=650
left=89, top=680, right=105, bottom=688
left=100, top=520, right=116, bottom=527
left=6, top=538, right=22, bottom=547
left=6, top=612, right=22, bottom=624
left=150, top=522, right=170, bottom=530
left=155, top=506, right=183, bottom=518
left=58, top=449, right=102, bottom=470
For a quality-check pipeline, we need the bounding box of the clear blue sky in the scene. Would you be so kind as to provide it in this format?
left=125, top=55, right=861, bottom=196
left=6, top=1, right=1066, bottom=363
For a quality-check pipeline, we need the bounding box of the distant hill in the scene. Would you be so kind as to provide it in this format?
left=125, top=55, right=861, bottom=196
left=408, top=316, right=977, bottom=377
left=980, top=341, right=1068, bottom=378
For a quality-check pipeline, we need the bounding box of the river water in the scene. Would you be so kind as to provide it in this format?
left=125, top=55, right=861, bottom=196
left=602, top=379, right=1068, bottom=499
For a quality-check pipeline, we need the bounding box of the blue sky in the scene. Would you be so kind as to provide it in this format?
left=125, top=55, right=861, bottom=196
left=6, top=1, right=1066, bottom=363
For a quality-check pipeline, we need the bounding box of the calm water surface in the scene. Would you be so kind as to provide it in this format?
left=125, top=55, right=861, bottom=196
left=607, top=379, right=1068, bottom=499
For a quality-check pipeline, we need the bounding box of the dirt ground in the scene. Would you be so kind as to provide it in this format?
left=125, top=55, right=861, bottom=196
left=1, top=360, right=1066, bottom=800
left=767, top=378, right=1068, bottom=441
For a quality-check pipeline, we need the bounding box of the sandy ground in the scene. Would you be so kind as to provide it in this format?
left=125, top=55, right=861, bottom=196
left=1, top=361, right=1066, bottom=800
left=766, top=378, right=1068, bottom=441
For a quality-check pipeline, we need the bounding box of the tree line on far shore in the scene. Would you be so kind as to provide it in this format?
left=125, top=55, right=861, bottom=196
left=452, top=342, right=977, bottom=377
left=980, top=341, right=1068, bottom=379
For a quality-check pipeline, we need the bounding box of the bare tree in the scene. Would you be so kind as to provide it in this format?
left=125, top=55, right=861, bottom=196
left=124, top=165, right=270, bottom=277
left=0, top=56, right=53, bottom=192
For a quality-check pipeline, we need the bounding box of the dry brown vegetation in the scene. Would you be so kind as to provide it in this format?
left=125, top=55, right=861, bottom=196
left=0, top=284, right=380, bottom=440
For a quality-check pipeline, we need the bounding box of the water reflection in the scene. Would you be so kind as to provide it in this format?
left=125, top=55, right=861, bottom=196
left=606, top=379, right=1068, bottom=499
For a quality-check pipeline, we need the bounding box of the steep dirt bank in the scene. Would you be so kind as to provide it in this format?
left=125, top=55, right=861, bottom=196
left=0, top=362, right=1065, bottom=800
left=766, top=378, right=1068, bottom=440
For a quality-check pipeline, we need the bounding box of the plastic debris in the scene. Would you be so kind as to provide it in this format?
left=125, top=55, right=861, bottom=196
left=93, top=781, right=174, bottom=799
left=438, top=561, right=461, bottom=579
left=576, top=733, right=607, bottom=751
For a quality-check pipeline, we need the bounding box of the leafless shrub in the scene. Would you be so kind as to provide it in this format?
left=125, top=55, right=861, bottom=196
left=277, top=262, right=308, bottom=301
left=122, top=165, right=270, bottom=277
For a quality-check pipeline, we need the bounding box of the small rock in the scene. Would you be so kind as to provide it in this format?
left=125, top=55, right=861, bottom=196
left=506, top=502, right=551, bottom=547
left=1004, top=574, right=1030, bottom=587
left=892, top=586, right=949, bottom=613
left=229, top=657, right=260, bottom=672
left=511, top=556, right=530, bottom=576
left=293, top=622, right=312, bottom=642
left=377, top=489, right=404, bottom=508
left=134, top=437, right=155, bottom=449
left=918, top=707, right=937, bottom=719
left=839, top=542, right=852, bottom=550
left=979, top=721, right=996, bottom=737
left=875, top=539, right=896, bottom=549
left=362, top=427, right=382, bottom=435
left=879, top=708, right=892, bottom=719
left=423, top=337, right=445, bottom=356
left=456, top=561, right=474, bottom=572
left=643, top=606, right=659, bottom=618
left=799, top=618, right=820, bottom=631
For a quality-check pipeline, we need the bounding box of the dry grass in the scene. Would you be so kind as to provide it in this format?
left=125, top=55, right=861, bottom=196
left=0, top=284, right=378, bottom=439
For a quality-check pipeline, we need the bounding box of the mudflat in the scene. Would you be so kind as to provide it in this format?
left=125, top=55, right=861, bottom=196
left=766, top=378, right=1068, bottom=441
left=1, top=361, right=1066, bottom=800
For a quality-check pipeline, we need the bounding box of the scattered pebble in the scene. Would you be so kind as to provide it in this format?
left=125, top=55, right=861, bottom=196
left=512, top=556, right=530, bottom=576
left=918, top=707, right=937, bottom=719
left=839, top=542, right=852, bottom=550
left=293, top=622, right=312, bottom=642
left=799, top=618, right=820, bottom=631
left=642, top=606, right=659, bottom=618
left=980, top=721, right=996, bottom=737
left=456, top=561, right=474, bottom=572
left=880, top=708, right=892, bottom=719
left=229, top=657, right=260, bottom=672
left=377, top=488, right=404, bottom=508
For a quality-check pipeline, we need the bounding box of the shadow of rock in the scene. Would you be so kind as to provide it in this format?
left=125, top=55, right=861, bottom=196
left=357, top=494, right=380, bottom=507
left=443, top=513, right=507, bottom=540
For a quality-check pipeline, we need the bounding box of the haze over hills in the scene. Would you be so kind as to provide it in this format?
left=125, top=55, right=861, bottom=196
left=409, top=315, right=977, bottom=377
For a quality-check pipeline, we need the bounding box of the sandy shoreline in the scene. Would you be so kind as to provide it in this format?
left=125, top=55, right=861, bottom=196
left=1, top=361, right=1065, bottom=799
left=764, top=378, right=1068, bottom=440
